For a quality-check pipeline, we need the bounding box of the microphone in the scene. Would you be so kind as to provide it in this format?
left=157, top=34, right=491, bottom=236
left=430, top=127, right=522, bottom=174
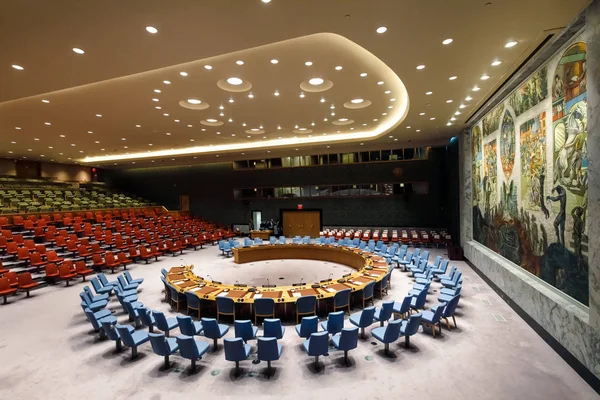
left=300, top=277, right=304, bottom=285
left=267, top=278, right=270, bottom=287
left=328, top=273, right=333, bottom=281
left=180, top=258, right=186, bottom=267
left=207, top=274, right=214, bottom=282
left=235, top=280, right=239, bottom=286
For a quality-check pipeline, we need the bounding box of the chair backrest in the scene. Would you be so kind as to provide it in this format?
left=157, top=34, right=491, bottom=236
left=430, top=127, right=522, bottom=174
left=405, top=251, right=413, bottom=262
left=148, top=332, right=170, bottom=356
left=296, top=295, right=316, bottom=313
left=224, top=337, right=247, bottom=362
left=453, top=270, right=462, bottom=283
left=216, top=296, right=235, bottom=313
left=359, top=306, right=376, bottom=326
left=403, top=313, right=422, bottom=335
left=234, top=320, right=255, bottom=341
left=257, top=337, right=280, bottom=361
left=383, top=319, right=403, bottom=342
left=443, top=295, right=461, bottom=317
left=115, top=324, right=135, bottom=346
left=334, top=289, right=351, bottom=307
left=161, top=268, right=168, bottom=277
left=398, top=295, right=412, bottom=314
left=338, top=327, right=359, bottom=351
left=124, top=271, right=135, bottom=283
left=325, top=311, right=344, bottom=334
left=430, top=303, right=446, bottom=322
left=439, top=259, right=449, bottom=272
left=201, top=317, right=221, bottom=338
left=138, top=306, right=155, bottom=328
left=397, top=248, right=406, bottom=259
left=17, top=272, right=33, bottom=286
left=307, top=331, right=329, bottom=356
left=153, top=310, right=169, bottom=330
left=254, top=298, right=275, bottom=315
left=59, top=263, right=72, bottom=277
left=45, top=263, right=58, bottom=275
left=362, top=281, right=375, bottom=300
left=97, top=273, right=109, bottom=286
left=84, top=308, right=102, bottom=330
left=378, top=300, right=394, bottom=321
left=432, top=255, right=442, bottom=267
left=184, top=292, right=200, bottom=309
left=176, top=316, right=197, bottom=336
left=299, top=315, right=319, bottom=337
left=413, top=248, right=421, bottom=258
left=101, top=320, right=120, bottom=341
left=263, top=318, right=284, bottom=339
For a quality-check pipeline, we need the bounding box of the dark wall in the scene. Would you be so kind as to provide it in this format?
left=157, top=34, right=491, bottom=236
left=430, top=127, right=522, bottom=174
left=101, top=147, right=456, bottom=229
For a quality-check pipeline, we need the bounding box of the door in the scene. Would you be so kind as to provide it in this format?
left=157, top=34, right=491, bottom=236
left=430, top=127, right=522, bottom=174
left=179, top=195, right=190, bottom=212
left=252, top=210, right=262, bottom=231
left=282, top=210, right=320, bottom=237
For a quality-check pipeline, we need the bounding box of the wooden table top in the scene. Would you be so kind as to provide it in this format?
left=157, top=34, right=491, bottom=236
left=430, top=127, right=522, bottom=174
left=166, top=244, right=390, bottom=304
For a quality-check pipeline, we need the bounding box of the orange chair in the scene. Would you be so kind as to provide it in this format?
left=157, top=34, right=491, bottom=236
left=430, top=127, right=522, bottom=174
left=54, top=236, right=67, bottom=251
left=78, top=244, right=92, bottom=260
left=46, top=250, right=65, bottom=264
left=0, top=277, right=17, bottom=304
left=45, top=263, right=60, bottom=283
left=139, top=246, right=154, bottom=263
left=23, top=220, right=35, bottom=232
left=92, top=254, right=105, bottom=271
left=91, top=243, right=105, bottom=255
left=34, top=227, right=46, bottom=240
left=0, top=217, right=10, bottom=230
left=13, top=216, right=24, bottom=229
left=59, top=264, right=78, bottom=286
left=150, top=245, right=162, bottom=259
left=17, top=247, right=30, bottom=263
left=17, top=273, right=40, bottom=297
left=105, top=252, right=121, bottom=273
left=2, top=229, right=14, bottom=241
left=66, top=240, right=79, bottom=255
left=5, top=271, right=18, bottom=288
left=117, top=252, right=132, bottom=269
left=75, top=261, right=93, bottom=281
left=29, top=253, right=46, bottom=273
left=0, top=260, right=8, bottom=275
left=35, top=244, right=47, bottom=259
left=0, top=236, right=7, bottom=253
left=24, top=239, right=36, bottom=253
left=166, top=240, right=181, bottom=256
left=127, top=247, right=140, bottom=262
left=13, top=234, right=24, bottom=246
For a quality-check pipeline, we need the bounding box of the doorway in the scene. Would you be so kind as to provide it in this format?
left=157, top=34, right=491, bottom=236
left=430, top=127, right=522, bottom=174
left=179, top=195, right=190, bottom=212
left=252, top=210, right=262, bottom=231
left=281, top=209, right=321, bottom=237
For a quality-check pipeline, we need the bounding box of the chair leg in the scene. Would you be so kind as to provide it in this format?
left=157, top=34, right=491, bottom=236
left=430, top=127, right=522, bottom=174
left=314, top=355, right=319, bottom=370
left=116, top=339, right=122, bottom=352
left=213, top=338, right=218, bottom=351
left=452, top=316, right=457, bottom=328
left=191, top=359, right=196, bottom=373
left=344, top=350, right=349, bottom=366
left=2, top=295, right=7, bottom=304
left=405, top=335, right=410, bottom=348
left=235, top=361, right=240, bottom=377
left=164, top=355, right=170, bottom=368
left=384, top=343, right=389, bottom=355
left=267, top=360, right=272, bottom=378
left=131, top=346, right=138, bottom=359
left=361, top=327, right=365, bottom=339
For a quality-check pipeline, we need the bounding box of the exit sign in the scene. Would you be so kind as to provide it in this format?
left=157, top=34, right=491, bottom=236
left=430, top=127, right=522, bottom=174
left=297, top=204, right=303, bottom=209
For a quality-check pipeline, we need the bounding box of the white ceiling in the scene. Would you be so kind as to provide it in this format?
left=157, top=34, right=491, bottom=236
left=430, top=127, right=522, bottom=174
left=0, top=0, right=590, bottom=168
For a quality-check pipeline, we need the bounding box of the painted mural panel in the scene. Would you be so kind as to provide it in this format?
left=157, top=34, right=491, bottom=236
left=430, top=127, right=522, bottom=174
left=508, top=66, right=548, bottom=116
left=471, top=125, right=483, bottom=206
left=472, top=38, right=588, bottom=306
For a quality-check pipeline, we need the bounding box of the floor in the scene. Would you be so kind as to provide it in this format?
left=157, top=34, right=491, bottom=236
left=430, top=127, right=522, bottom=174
left=0, top=242, right=597, bottom=400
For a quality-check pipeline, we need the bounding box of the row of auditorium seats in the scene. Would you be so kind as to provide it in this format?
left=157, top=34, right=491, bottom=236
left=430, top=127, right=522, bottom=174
left=320, top=228, right=453, bottom=247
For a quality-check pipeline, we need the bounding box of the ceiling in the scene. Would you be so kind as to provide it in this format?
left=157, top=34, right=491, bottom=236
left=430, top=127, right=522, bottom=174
left=0, top=0, right=590, bottom=168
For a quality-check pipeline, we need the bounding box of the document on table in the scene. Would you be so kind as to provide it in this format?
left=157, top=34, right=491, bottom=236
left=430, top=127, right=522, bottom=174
left=173, top=280, right=186, bottom=285
left=190, top=287, right=202, bottom=292
left=253, top=294, right=263, bottom=299
left=217, top=292, right=228, bottom=297
left=325, top=288, right=336, bottom=293
left=292, top=292, right=301, bottom=298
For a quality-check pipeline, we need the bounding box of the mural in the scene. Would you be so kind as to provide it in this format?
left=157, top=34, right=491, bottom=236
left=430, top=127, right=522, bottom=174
left=500, top=110, right=516, bottom=181
left=508, top=66, right=548, bottom=116
left=482, top=103, right=504, bottom=137
left=472, top=39, right=589, bottom=306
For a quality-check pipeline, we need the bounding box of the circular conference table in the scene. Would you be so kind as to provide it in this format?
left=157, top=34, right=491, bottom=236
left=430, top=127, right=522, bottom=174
left=165, top=244, right=390, bottom=320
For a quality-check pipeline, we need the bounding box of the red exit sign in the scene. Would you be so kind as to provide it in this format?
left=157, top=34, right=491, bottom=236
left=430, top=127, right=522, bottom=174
left=297, top=204, right=303, bottom=209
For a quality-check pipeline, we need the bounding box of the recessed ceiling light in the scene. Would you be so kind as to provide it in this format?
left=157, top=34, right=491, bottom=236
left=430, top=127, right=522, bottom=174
left=459, top=104, right=466, bottom=109
left=271, top=59, right=279, bottom=64
left=44, top=122, right=51, bottom=125
left=59, top=134, right=65, bottom=138
left=248, top=93, right=254, bottom=98
left=219, top=112, right=224, bottom=116
left=180, top=72, right=188, bottom=77
left=491, top=60, right=502, bottom=66
left=309, top=78, right=324, bottom=85
left=27, top=148, right=32, bottom=151
left=71, top=143, right=76, bottom=147
left=416, top=65, right=425, bottom=70
left=390, top=98, right=396, bottom=102
left=388, top=106, right=393, bottom=109
left=447, top=122, right=452, bottom=126
left=155, top=106, right=161, bottom=109
left=384, top=90, right=391, bottom=94
left=72, top=48, right=84, bottom=54
left=201, top=128, right=206, bottom=131
left=204, top=65, right=212, bottom=70
left=242, top=122, right=247, bottom=126
left=339, top=118, right=348, bottom=122
left=163, top=80, right=171, bottom=84
left=451, top=117, right=457, bottom=121
left=376, top=26, right=387, bottom=34
left=247, top=135, right=251, bottom=138
left=219, top=105, right=224, bottom=110
left=231, top=134, right=236, bottom=137
left=330, top=105, right=335, bottom=109
left=406, top=126, right=411, bottom=129
left=426, top=91, right=433, bottom=95
left=455, top=111, right=461, bottom=115
left=388, top=135, right=393, bottom=138
left=228, top=98, right=234, bottom=103
left=187, top=99, right=201, bottom=104
left=481, top=75, right=490, bottom=80
left=419, top=112, right=425, bottom=116
left=335, top=66, right=342, bottom=71
left=430, top=117, right=436, bottom=120
left=446, top=100, right=453, bottom=103
left=373, top=118, right=378, bottom=122
left=207, top=119, right=218, bottom=123
left=299, top=92, right=305, bottom=98
left=311, top=122, right=315, bottom=126
left=12, top=64, right=24, bottom=70
left=166, top=132, right=172, bottom=135
left=236, top=60, right=244, bottom=65
left=331, top=112, right=335, bottom=116
left=94, top=141, right=100, bottom=144
left=163, top=113, right=169, bottom=116
left=505, top=41, right=518, bottom=48
left=10, top=141, right=16, bottom=144
left=15, top=127, right=21, bottom=130
left=442, top=38, right=453, bottom=45
left=152, top=98, right=159, bottom=102
left=261, top=0, right=271, bottom=3
left=360, top=73, right=367, bottom=77
left=472, top=86, right=481, bottom=92
left=87, top=130, right=93, bottom=134
left=277, top=125, right=281, bottom=129
left=377, top=81, right=385, bottom=85
left=416, top=129, right=421, bottom=132
left=324, top=118, right=328, bottom=122
left=227, top=77, right=243, bottom=85
left=382, top=112, right=387, bottom=116
left=465, top=96, right=473, bottom=101
left=48, top=146, right=53, bottom=148
left=449, top=76, right=457, bottom=80
left=175, top=119, right=180, bottom=122
left=351, top=98, right=364, bottom=104
left=42, top=99, right=50, bottom=103
left=320, top=98, right=326, bottom=103
left=154, top=89, right=161, bottom=93
left=228, top=118, right=233, bottom=122
left=274, top=90, right=280, bottom=96
left=305, top=61, right=313, bottom=66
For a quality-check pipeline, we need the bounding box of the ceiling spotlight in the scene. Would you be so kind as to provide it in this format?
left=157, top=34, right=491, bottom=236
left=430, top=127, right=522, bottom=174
left=42, top=99, right=49, bottom=103
left=248, top=93, right=254, bottom=98
left=447, top=122, right=452, bottom=126
left=373, top=118, right=378, bottom=122
left=180, top=71, right=188, bottom=77
left=87, top=130, right=93, bottom=134
left=382, top=112, right=387, bottom=116
left=219, top=112, right=224, bottom=116
left=167, top=132, right=172, bottom=135
left=59, top=134, right=65, bottom=137
left=388, top=106, right=393, bottom=109
left=206, top=119, right=217, bottom=123
left=376, top=26, right=388, bottom=34
left=228, top=98, right=234, bottom=103
left=145, top=26, right=158, bottom=34
left=15, top=127, right=21, bottom=130
left=236, top=60, right=244, bottom=65
left=377, top=81, right=384, bottom=85
left=505, top=41, right=518, bottom=48
left=416, top=65, right=425, bottom=70
left=455, top=111, right=461, bottom=115
left=33, top=138, right=39, bottom=141
left=44, top=122, right=51, bottom=125
left=330, top=105, right=335, bottom=109
left=163, top=80, right=171, bottom=84
left=449, top=76, right=457, bottom=80
left=204, top=65, right=212, bottom=70
left=442, top=38, right=453, bottom=45
left=430, top=117, right=436, bottom=120
left=335, top=66, right=342, bottom=71
left=277, top=125, right=281, bottom=129
left=72, top=47, right=85, bottom=54
left=390, top=98, right=396, bottom=102
left=187, top=99, right=201, bottom=104
left=12, top=64, right=24, bottom=70
left=242, top=122, right=247, bottom=126
left=121, top=137, right=126, bottom=141
left=155, top=106, right=161, bottom=109
left=154, top=89, right=161, bottom=93
left=419, top=112, right=425, bottom=116
left=451, top=117, right=457, bottom=121
left=163, top=113, right=169, bottom=116
left=305, top=61, right=313, bottom=66
left=459, top=104, right=466, bottom=109
left=491, top=60, right=502, bottom=66
left=270, top=59, right=279, bottom=64
left=309, top=78, right=324, bottom=85
left=311, top=122, right=315, bottom=126
left=446, top=100, right=453, bottom=103
left=299, top=92, right=305, bottom=98
left=320, top=98, right=326, bottom=103
left=331, top=112, right=335, bottom=116
left=426, top=91, right=433, bottom=95
left=152, top=98, right=159, bottom=102
left=324, top=118, right=328, bottom=122
left=351, top=98, right=364, bottom=104
left=472, top=86, right=481, bottom=92
left=481, top=74, right=490, bottom=80
left=465, top=96, right=473, bottom=101
left=228, top=118, right=233, bottom=122
left=227, top=77, right=243, bottom=85
left=360, top=73, right=368, bottom=77
left=339, top=118, right=348, bottom=122
left=384, top=90, right=391, bottom=94
left=416, top=129, right=421, bottom=132
left=294, top=125, right=299, bottom=129
left=274, top=90, right=280, bottom=96
left=261, top=0, right=271, bottom=3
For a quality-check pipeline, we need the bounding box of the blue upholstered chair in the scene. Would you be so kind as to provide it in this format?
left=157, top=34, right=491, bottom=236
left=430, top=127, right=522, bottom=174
left=321, top=311, right=344, bottom=335
left=392, top=295, right=413, bottom=319
left=331, top=327, right=359, bottom=366
left=302, top=331, right=329, bottom=370
left=358, top=241, right=366, bottom=251
left=371, top=318, right=402, bottom=355
left=117, top=275, right=139, bottom=291
left=216, top=296, right=236, bottom=322
left=279, top=236, right=287, bottom=245
left=302, top=236, right=311, bottom=244
left=361, top=281, right=376, bottom=308
left=224, top=337, right=252, bottom=377
left=412, top=248, right=421, bottom=260
left=83, top=307, right=115, bottom=336
left=176, top=334, right=210, bottom=373
left=438, top=285, right=462, bottom=303
left=269, top=236, right=277, bottom=245
left=101, top=319, right=132, bottom=352
left=392, top=248, right=407, bottom=266
left=153, top=310, right=179, bottom=337
left=177, top=315, right=203, bottom=336
left=421, top=250, right=430, bottom=262
left=374, top=300, right=394, bottom=327
left=184, top=291, right=201, bottom=319
left=432, top=259, right=450, bottom=277
left=295, top=295, right=316, bottom=324
left=90, top=277, right=113, bottom=296
left=410, top=287, right=429, bottom=312
left=399, top=313, right=422, bottom=348
left=263, top=318, right=285, bottom=339
left=295, top=315, right=319, bottom=338
left=201, top=317, right=230, bottom=351
left=79, top=291, right=107, bottom=312
left=332, top=289, right=351, bottom=314
left=441, top=295, right=461, bottom=329
left=122, top=298, right=142, bottom=324
left=374, top=271, right=391, bottom=298
left=83, top=286, right=109, bottom=303
left=411, top=279, right=431, bottom=294
left=257, top=337, right=282, bottom=377
left=244, top=237, right=253, bottom=247
left=222, top=241, right=232, bottom=257
left=234, top=320, right=258, bottom=343
left=349, top=306, right=376, bottom=338
left=115, top=324, right=150, bottom=359
left=439, top=266, right=457, bottom=281
left=98, top=273, right=118, bottom=288
left=254, top=238, right=263, bottom=245
left=441, top=271, right=462, bottom=289
left=254, top=297, right=275, bottom=325
left=124, top=271, right=144, bottom=285
left=168, top=284, right=187, bottom=312
left=161, top=268, right=168, bottom=277
left=137, top=305, right=156, bottom=332
left=148, top=332, right=179, bottom=368
left=420, top=303, right=446, bottom=338
left=397, top=251, right=413, bottom=271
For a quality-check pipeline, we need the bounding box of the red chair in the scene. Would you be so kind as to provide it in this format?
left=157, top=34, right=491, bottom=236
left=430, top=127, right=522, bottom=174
left=13, top=216, right=24, bottom=229
left=139, top=246, right=154, bottom=263
left=91, top=243, right=105, bottom=255
left=45, top=263, right=60, bottom=283
left=117, top=252, right=132, bottom=269
left=80, top=238, right=92, bottom=249
left=13, top=234, right=24, bottom=246
left=0, top=277, right=17, bottom=304
left=166, top=240, right=181, bottom=256
left=128, top=247, right=140, bottom=263
left=58, top=264, right=77, bottom=286
left=45, top=231, right=56, bottom=244
left=78, top=244, right=93, bottom=260
left=55, top=236, right=68, bottom=251
left=24, top=239, right=36, bottom=253
left=105, top=252, right=121, bottom=273
left=17, top=273, right=40, bottom=297
left=0, top=217, right=10, bottom=229
left=17, top=247, right=30, bottom=263
left=92, top=254, right=106, bottom=271
left=66, top=240, right=79, bottom=255
left=5, top=271, right=18, bottom=288
left=23, top=220, right=35, bottom=233
left=0, top=236, right=7, bottom=253
left=150, top=245, right=162, bottom=259
left=0, top=260, right=8, bottom=275
left=75, top=261, right=94, bottom=281
left=29, top=253, right=46, bottom=273
left=2, top=229, right=14, bottom=241
left=94, top=231, right=105, bottom=243
left=46, top=250, right=65, bottom=264
left=35, top=244, right=47, bottom=259
left=34, top=227, right=46, bottom=240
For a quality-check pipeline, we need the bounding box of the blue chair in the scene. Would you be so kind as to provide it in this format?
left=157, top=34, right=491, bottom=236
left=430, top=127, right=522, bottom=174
left=399, top=313, right=422, bottom=348
left=101, top=319, right=132, bottom=352
left=79, top=291, right=107, bottom=312
left=161, top=268, right=168, bottom=277
left=371, top=318, right=402, bottom=355
left=176, top=334, right=210, bottom=373
left=410, top=287, right=428, bottom=312
left=438, top=285, right=462, bottom=303
left=302, top=331, right=329, bottom=370
left=234, top=320, right=258, bottom=343
left=374, top=271, right=391, bottom=298
left=254, top=298, right=275, bottom=325
left=269, top=236, right=277, bottom=245
left=411, top=280, right=431, bottom=295
left=420, top=303, right=446, bottom=338
left=441, top=271, right=462, bottom=289
left=302, top=236, right=310, bottom=244
left=177, top=315, right=203, bottom=336
left=432, top=259, right=450, bottom=277
left=90, top=277, right=113, bottom=296
left=117, top=275, right=139, bottom=292
left=216, top=296, right=236, bottom=322
left=263, top=318, right=285, bottom=339
left=222, top=241, right=232, bottom=257
left=184, top=291, right=201, bottom=319
left=439, top=266, right=458, bottom=281
left=224, top=337, right=252, bottom=377
left=441, top=295, right=461, bottom=329
left=122, top=298, right=142, bottom=324
left=137, top=305, right=156, bottom=332
left=148, top=332, right=179, bottom=368
left=392, top=295, right=413, bottom=319
left=332, top=289, right=351, bottom=314
left=167, top=284, right=187, bottom=312
left=374, top=300, right=394, bottom=327
left=254, top=238, right=263, bottom=245
left=98, top=273, right=118, bottom=288
left=83, top=308, right=115, bottom=336
left=349, top=306, right=376, bottom=338
left=278, top=236, right=287, bottom=245
left=295, top=315, right=319, bottom=338
left=83, top=286, right=109, bottom=303
left=124, top=271, right=144, bottom=285
left=201, top=317, right=230, bottom=351
left=115, top=324, right=150, bottom=359
left=153, top=310, right=179, bottom=337
left=358, top=241, right=366, bottom=251
left=257, top=337, right=282, bottom=377
left=244, top=237, right=253, bottom=247
left=331, top=327, right=359, bottom=366
left=397, top=251, right=413, bottom=271
left=321, top=311, right=344, bottom=335
left=430, top=255, right=442, bottom=268
left=295, top=295, right=316, bottom=324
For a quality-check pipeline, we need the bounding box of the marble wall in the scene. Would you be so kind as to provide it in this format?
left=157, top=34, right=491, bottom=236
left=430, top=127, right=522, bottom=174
left=460, top=0, right=600, bottom=379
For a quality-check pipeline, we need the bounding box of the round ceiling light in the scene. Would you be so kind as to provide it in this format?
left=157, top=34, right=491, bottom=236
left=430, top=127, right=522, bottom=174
left=12, top=64, right=24, bottom=70
left=236, top=60, right=244, bottom=65
left=187, top=99, right=201, bottom=104
left=309, top=78, right=324, bottom=86
left=271, top=59, right=279, bottom=64
left=207, top=119, right=217, bottom=123
left=227, top=77, right=243, bottom=85
left=491, top=60, right=502, bottom=66
left=339, top=118, right=348, bottom=122
left=505, top=41, right=518, bottom=48
left=145, top=26, right=158, bottom=34
left=204, top=65, right=212, bottom=70
left=180, top=71, right=188, bottom=77
left=72, top=48, right=85, bottom=54
left=416, top=65, right=425, bottom=70
left=442, top=38, right=453, bottom=45
left=305, top=61, right=313, bottom=66
left=376, top=26, right=387, bottom=34
left=335, top=66, right=342, bottom=71
left=351, top=99, right=364, bottom=104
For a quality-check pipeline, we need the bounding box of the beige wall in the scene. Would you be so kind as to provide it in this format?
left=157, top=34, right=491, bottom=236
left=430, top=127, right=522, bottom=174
left=41, top=163, right=91, bottom=182
left=0, top=159, right=17, bottom=176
